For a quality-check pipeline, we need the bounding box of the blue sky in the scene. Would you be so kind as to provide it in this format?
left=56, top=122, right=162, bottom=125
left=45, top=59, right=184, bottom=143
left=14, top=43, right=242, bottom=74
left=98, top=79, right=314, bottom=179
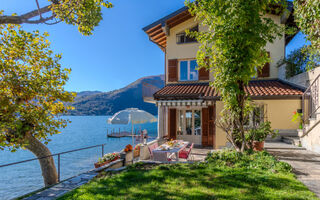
left=2, top=0, right=307, bottom=92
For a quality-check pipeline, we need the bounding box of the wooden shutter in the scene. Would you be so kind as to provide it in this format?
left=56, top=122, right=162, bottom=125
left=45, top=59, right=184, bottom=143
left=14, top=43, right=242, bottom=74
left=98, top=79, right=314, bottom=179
left=258, top=52, right=270, bottom=78
left=168, top=108, right=177, bottom=140
left=208, top=105, right=215, bottom=147
left=168, top=59, right=178, bottom=82
left=199, top=68, right=210, bottom=80
left=202, top=105, right=216, bottom=147
left=202, top=107, right=209, bottom=146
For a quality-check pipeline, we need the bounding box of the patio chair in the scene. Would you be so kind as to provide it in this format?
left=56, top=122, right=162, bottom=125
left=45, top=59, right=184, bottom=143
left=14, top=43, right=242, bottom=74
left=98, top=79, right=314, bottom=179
left=179, top=143, right=194, bottom=160
left=148, top=142, right=158, bottom=159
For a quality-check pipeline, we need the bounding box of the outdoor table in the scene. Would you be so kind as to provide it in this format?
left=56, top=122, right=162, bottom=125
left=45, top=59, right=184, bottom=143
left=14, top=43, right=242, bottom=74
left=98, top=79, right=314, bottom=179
left=152, top=140, right=189, bottom=162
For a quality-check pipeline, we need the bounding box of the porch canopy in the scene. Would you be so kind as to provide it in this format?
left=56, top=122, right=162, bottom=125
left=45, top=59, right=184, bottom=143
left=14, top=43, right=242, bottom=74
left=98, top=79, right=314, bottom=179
left=154, top=79, right=304, bottom=102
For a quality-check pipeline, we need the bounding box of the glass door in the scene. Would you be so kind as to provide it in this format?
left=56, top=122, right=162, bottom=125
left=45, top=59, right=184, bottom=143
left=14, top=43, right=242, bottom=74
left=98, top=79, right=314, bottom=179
left=177, top=109, right=201, bottom=145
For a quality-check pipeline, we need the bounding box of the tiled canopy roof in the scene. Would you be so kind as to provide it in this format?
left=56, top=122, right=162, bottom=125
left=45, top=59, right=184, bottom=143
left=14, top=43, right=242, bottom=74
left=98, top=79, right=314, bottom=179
left=154, top=79, right=304, bottom=100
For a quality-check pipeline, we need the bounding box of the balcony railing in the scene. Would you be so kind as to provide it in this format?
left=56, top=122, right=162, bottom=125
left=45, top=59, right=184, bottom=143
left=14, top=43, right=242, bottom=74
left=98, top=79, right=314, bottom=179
left=0, top=144, right=106, bottom=187
left=302, top=74, right=320, bottom=126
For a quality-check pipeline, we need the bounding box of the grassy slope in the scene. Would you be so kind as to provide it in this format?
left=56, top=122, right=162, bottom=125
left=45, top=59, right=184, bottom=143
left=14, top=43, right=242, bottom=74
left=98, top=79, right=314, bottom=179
left=59, top=162, right=318, bottom=200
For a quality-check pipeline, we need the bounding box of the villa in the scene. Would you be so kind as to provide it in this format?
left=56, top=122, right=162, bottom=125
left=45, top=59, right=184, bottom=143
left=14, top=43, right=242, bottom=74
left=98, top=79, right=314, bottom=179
left=143, top=2, right=305, bottom=149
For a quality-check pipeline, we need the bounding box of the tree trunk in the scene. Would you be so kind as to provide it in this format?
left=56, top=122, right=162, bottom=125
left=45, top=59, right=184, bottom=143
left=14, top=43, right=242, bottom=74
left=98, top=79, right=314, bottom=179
left=25, top=133, right=58, bottom=186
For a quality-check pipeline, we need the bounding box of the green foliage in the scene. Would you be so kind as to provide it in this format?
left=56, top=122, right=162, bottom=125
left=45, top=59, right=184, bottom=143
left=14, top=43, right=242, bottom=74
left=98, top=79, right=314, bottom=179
left=292, top=110, right=303, bottom=129
left=186, top=0, right=283, bottom=109
left=246, top=121, right=278, bottom=142
left=0, top=24, right=75, bottom=151
left=294, top=0, right=320, bottom=56
left=51, top=0, right=113, bottom=35
left=59, top=152, right=318, bottom=200
left=186, top=0, right=284, bottom=151
left=279, top=46, right=320, bottom=78
left=206, top=149, right=292, bottom=173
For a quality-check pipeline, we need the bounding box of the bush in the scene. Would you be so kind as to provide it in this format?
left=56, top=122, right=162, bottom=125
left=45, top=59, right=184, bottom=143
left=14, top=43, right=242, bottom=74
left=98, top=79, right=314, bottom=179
left=246, top=121, right=278, bottom=142
left=206, top=149, right=292, bottom=173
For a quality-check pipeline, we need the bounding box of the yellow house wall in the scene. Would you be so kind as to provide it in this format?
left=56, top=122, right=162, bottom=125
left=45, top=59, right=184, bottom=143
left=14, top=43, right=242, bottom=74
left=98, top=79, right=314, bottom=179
left=165, top=14, right=285, bottom=85
left=214, top=99, right=301, bottom=149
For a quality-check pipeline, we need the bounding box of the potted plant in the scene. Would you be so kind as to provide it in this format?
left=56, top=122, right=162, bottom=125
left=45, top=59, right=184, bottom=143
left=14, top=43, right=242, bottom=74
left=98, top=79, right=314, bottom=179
left=94, top=152, right=120, bottom=168
left=133, top=144, right=142, bottom=158
left=247, top=121, right=278, bottom=151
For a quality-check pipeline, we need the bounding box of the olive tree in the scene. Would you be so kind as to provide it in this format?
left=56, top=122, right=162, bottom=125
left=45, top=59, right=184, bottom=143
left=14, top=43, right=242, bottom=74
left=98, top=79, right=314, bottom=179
left=186, top=0, right=284, bottom=152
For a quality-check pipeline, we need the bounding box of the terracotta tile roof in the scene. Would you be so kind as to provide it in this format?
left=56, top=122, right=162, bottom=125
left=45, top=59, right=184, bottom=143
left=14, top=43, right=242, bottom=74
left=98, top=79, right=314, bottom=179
left=154, top=79, right=304, bottom=100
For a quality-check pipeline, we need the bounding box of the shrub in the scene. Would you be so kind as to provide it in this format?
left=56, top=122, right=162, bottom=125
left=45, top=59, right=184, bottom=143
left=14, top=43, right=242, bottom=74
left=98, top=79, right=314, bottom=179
left=206, top=149, right=292, bottom=173
left=246, top=121, right=278, bottom=142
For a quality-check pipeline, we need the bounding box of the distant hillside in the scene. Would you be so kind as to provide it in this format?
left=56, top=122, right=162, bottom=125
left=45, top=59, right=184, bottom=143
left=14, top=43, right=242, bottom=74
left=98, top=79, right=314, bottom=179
left=68, top=75, right=164, bottom=116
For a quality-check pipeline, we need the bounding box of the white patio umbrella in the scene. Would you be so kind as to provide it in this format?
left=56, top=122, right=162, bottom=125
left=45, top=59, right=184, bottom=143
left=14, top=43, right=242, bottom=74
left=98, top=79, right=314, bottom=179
left=108, top=108, right=157, bottom=145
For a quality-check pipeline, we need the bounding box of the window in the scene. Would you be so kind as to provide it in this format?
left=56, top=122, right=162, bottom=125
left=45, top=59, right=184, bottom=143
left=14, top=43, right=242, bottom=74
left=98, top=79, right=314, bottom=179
left=186, top=110, right=193, bottom=135
left=177, top=109, right=201, bottom=136
left=179, top=60, right=198, bottom=81
left=178, top=110, right=184, bottom=135
left=176, top=25, right=198, bottom=44
left=194, top=110, right=201, bottom=135
left=244, top=105, right=265, bottom=128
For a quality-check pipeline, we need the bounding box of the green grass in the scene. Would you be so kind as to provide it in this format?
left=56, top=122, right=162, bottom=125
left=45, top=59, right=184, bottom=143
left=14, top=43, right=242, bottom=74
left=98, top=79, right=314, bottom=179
left=59, top=151, right=319, bottom=200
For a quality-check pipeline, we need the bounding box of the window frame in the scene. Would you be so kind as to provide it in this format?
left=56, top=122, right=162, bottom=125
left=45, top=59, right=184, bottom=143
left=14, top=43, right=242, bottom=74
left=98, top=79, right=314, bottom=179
left=177, top=108, right=202, bottom=136
left=178, top=59, right=199, bottom=82
left=244, top=105, right=265, bottom=128
left=176, top=25, right=198, bottom=44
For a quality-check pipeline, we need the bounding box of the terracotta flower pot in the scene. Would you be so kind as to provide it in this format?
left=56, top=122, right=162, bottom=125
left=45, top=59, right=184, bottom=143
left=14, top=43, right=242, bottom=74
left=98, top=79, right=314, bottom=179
left=253, top=141, right=265, bottom=151
left=94, top=157, right=119, bottom=168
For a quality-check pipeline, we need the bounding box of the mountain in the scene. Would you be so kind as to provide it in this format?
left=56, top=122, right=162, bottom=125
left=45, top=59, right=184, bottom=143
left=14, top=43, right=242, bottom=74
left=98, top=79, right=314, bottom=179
left=68, top=75, right=165, bottom=116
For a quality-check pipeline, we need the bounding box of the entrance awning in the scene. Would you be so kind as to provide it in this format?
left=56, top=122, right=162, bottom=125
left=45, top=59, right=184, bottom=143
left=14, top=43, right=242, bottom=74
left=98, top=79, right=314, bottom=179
left=156, top=100, right=213, bottom=107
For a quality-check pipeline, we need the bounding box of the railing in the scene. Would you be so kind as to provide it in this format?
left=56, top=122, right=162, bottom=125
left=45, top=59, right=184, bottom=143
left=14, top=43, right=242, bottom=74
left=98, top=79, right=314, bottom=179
left=302, top=74, right=320, bottom=125
left=0, top=144, right=106, bottom=182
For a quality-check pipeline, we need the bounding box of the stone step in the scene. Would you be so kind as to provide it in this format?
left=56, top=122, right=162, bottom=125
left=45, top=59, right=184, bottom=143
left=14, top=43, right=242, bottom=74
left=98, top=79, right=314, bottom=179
left=265, top=135, right=281, bottom=141
left=277, top=129, right=298, bottom=137
left=282, top=136, right=301, bottom=146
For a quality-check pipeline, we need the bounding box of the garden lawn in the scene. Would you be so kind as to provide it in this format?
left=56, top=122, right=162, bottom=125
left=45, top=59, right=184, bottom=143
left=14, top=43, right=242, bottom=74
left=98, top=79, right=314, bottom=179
left=59, top=151, right=319, bottom=200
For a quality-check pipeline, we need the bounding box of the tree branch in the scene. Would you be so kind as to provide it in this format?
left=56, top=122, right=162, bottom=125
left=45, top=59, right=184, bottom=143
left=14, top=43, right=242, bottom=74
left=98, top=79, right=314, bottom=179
left=0, top=5, right=52, bottom=25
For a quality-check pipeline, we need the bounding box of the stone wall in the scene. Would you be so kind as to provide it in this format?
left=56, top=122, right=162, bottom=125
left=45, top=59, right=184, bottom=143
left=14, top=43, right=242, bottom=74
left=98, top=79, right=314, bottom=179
left=279, top=65, right=320, bottom=88
left=300, top=123, right=320, bottom=153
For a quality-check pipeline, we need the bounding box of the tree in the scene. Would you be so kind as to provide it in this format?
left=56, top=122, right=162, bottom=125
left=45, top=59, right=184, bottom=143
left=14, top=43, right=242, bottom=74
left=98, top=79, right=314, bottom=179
left=0, top=0, right=112, bottom=186
left=0, top=23, right=75, bottom=185
left=0, top=0, right=113, bottom=35
left=279, top=46, right=320, bottom=78
left=294, top=0, right=320, bottom=54
left=186, top=0, right=284, bottom=152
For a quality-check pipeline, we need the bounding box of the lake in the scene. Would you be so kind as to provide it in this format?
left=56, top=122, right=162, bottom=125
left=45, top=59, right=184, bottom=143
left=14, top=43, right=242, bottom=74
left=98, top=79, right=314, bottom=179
left=0, top=116, right=157, bottom=200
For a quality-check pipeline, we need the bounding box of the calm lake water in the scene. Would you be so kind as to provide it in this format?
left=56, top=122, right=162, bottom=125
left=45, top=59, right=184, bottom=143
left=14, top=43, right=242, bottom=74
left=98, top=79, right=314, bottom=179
left=0, top=116, right=157, bottom=200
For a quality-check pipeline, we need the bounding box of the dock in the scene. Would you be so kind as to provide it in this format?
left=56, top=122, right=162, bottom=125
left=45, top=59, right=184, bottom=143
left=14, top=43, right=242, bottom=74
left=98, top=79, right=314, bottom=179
left=107, top=131, right=134, bottom=138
